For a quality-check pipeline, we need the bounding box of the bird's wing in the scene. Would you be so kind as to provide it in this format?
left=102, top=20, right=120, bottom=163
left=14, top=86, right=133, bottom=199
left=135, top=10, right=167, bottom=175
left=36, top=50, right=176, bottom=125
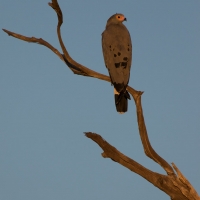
left=102, top=24, right=132, bottom=92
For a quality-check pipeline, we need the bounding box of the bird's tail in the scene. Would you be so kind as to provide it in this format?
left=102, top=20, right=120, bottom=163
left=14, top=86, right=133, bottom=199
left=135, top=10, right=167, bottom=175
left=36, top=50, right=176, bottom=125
left=114, top=88, right=130, bottom=114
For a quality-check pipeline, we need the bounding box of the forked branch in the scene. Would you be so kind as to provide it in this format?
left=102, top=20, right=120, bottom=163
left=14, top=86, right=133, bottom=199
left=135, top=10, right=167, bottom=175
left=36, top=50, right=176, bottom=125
left=2, top=0, right=199, bottom=199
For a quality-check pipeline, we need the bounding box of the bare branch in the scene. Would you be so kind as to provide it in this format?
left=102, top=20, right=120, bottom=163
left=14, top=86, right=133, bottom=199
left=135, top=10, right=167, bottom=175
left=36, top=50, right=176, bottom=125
left=85, top=132, right=197, bottom=200
left=2, top=1, right=199, bottom=199
left=85, top=132, right=156, bottom=180
left=49, top=0, right=113, bottom=80
left=46, top=1, right=176, bottom=176
left=130, top=90, right=175, bottom=176
left=171, top=163, right=200, bottom=200
left=2, top=28, right=108, bottom=79
left=2, top=29, right=64, bottom=62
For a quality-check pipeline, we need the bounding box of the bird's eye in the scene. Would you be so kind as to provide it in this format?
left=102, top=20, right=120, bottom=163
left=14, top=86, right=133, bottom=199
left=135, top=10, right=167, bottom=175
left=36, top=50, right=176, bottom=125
left=118, top=16, right=120, bottom=18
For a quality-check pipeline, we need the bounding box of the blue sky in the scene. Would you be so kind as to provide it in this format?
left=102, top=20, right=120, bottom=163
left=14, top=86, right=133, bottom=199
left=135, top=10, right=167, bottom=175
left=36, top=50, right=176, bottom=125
left=1, top=1, right=200, bottom=199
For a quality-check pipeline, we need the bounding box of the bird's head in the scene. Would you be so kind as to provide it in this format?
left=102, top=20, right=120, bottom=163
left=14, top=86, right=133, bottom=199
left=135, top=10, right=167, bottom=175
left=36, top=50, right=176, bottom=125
left=106, top=13, right=127, bottom=26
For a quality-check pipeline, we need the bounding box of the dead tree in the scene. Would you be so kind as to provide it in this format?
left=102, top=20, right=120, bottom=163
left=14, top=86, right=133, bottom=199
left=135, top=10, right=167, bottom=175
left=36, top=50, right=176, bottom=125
left=2, top=0, right=199, bottom=199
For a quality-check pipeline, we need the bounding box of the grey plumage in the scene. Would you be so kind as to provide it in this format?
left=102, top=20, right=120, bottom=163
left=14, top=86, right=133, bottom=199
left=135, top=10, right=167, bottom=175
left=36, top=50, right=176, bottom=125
left=102, top=13, right=132, bottom=113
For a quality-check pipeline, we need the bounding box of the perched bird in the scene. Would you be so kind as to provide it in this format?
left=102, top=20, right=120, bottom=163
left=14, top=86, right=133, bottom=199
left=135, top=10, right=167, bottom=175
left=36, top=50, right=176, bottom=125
left=102, top=13, right=132, bottom=113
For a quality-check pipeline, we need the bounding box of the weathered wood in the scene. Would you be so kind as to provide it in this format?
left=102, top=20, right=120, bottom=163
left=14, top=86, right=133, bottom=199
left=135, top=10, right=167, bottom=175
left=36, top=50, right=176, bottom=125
left=2, top=0, right=199, bottom=199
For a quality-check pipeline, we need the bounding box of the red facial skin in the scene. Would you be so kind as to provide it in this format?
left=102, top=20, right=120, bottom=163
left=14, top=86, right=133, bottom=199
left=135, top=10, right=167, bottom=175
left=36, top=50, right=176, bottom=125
left=115, top=14, right=126, bottom=22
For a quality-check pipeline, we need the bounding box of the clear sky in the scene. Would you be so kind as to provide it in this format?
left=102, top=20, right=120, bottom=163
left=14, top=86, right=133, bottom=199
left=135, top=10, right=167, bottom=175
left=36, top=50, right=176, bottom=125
left=1, top=1, right=200, bottom=199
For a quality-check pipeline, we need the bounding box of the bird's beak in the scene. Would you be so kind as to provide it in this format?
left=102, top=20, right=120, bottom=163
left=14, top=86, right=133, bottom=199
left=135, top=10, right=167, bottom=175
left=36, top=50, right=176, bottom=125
left=124, top=18, right=127, bottom=21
